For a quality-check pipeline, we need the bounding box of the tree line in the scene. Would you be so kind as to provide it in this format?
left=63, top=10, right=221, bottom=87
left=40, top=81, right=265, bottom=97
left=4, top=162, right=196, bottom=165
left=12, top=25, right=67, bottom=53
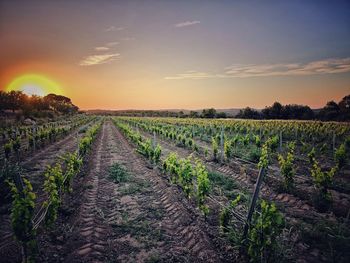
left=0, top=91, right=79, bottom=116
left=110, top=108, right=228, bottom=119
left=236, top=94, right=350, bottom=121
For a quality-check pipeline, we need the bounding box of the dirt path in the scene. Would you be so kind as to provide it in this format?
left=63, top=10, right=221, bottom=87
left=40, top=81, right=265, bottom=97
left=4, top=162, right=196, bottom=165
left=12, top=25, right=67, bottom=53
left=50, top=121, right=223, bottom=263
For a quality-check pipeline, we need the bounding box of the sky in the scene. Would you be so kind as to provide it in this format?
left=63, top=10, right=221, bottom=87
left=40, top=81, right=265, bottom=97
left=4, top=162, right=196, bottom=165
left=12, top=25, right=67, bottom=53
left=0, top=0, right=349, bottom=110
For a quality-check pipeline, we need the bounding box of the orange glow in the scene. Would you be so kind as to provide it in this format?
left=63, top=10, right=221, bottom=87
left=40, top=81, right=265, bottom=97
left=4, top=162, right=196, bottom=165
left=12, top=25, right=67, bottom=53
left=5, top=73, right=63, bottom=96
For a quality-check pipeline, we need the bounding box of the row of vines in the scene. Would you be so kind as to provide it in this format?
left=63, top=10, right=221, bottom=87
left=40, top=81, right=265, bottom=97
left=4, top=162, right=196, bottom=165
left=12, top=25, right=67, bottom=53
left=4, top=118, right=102, bottom=262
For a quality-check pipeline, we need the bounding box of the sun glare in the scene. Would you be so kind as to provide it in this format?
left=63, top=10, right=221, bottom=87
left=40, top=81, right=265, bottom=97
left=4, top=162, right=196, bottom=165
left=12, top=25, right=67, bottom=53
left=21, top=85, right=46, bottom=96
left=6, top=74, right=63, bottom=97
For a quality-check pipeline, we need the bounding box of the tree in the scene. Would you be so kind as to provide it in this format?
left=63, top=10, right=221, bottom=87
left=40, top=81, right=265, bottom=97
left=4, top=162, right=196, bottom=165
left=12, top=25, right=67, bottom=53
left=0, top=91, right=8, bottom=112
left=178, top=111, right=185, bottom=118
left=201, top=108, right=216, bottom=118
left=282, top=104, right=314, bottom=120
left=216, top=112, right=227, bottom=118
left=318, top=101, right=340, bottom=121
left=43, top=93, right=78, bottom=114
left=7, top=91, right=26, bottom=112
left=190, top=111, right=199, bottom=118
left=262, top=102, right=283, bottom=119
left=338, top=95, right=350, bottom=121
left=0, top=91, right=78, bottom=116
left=236, top=107, right=261, bottom=119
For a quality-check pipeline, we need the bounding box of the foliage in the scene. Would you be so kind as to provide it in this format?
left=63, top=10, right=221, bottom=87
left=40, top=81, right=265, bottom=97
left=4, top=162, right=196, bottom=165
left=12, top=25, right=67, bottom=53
left=43, top=164, right=63, bottom=227
left=153, top=144, right=162, bottom=164
left=204, top=147, right=209, bottom=158
left=248, top=147, right=261, bottom=162
left=109, top=163, right=129, bottom=183
left=247, top=200, right=284, bottom=263
left=178, top=157, right=194, bottom=197
left=78, top=122, right=101, bottom=156
left=78, top=136, right=92, bottom=156
left=212, top=137, right=219, bottom=161
left=308, top=147, right=316, bottom=164
left=12, top=137, right=21, bottom=154
left=4, top=141, right=12, bottom=159
left=310, top=159, right=337, bottom=203
left=163, top=153, right=210, bottom=216
left=219, top=194, right=241, bottom=233
left=194, top=159, right=210, bottom=216
left=163, top=152, right=179, bottom=183
left=224, top=139, right=233, bottom=159
left=334, top=144, right=347, bottom=169
left=258, top=140, right=270, bottom=169
left=7, top=178, right=37, bottom=262
left=278, top=142, right=296, bottom=190
left=0, top=90, right=78, bottom=114
left=63, top=152, right=82, bottom=192
left=254, top=135, right=261, bottom=147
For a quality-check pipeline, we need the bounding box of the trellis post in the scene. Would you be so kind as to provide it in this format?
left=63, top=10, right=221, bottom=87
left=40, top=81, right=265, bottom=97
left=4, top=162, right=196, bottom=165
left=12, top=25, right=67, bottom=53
left=242, top=166, right=266, bottom=241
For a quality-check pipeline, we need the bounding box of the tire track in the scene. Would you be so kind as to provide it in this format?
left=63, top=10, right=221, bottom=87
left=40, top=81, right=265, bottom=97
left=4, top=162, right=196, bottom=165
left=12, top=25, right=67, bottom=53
left=66, top=122, right=107, bottom=262
left=110, top=123, right=222, bottom=262
left=63, top=121, right=223, bottom=262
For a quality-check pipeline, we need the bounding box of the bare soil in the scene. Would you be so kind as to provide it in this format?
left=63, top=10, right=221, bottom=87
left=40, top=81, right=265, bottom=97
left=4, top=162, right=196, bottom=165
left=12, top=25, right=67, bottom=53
left=38, top=121, right=228, bottom=262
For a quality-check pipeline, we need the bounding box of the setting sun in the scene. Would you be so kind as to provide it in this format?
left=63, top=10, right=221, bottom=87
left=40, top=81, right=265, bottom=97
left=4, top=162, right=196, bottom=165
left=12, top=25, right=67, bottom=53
left=5, top=74, right=63, bottom=97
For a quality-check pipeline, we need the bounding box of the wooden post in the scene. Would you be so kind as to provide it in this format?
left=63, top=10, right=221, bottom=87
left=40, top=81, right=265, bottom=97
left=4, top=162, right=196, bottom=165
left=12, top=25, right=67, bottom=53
left=242, top=167, right=266, bottom=240
left=332, top=131, right=336, bottom=152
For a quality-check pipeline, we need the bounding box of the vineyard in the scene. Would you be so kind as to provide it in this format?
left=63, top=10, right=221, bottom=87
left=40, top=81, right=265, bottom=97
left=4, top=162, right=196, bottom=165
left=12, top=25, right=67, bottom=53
left=0, top=116, right=349, bottom=262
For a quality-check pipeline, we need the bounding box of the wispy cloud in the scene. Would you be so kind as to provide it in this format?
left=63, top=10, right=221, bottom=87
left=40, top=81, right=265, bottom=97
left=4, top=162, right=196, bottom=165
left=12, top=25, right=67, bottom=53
left=225, top=58, right=350, bottom=77
left=164, top=71, right=222, bottom=80
left=79, top=53, right=120, bottom=66
left=121, top=37, right=135, bottom=41
left=106, top=42, right=119, bottom=47
left=95, top=46, right=110, bottom=51
left=105, top=26, right=124, bottom=32
left=164, top=58, right=350, bottom=79
left=174, top=20, right=200, bottom=28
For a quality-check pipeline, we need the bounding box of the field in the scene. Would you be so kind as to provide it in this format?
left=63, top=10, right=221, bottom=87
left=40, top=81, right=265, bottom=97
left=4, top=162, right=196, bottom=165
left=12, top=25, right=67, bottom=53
left=0, top=115, right=349, bottom=263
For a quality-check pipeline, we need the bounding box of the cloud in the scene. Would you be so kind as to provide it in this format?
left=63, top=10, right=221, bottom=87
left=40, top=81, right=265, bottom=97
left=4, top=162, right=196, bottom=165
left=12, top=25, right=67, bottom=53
left=105, top=26, right=124, bottom=32
left=225, top=58, right=350, bottom=77
left=174, top=20, right=200, bottom=28
left=164, top=70, right=222, bottom=80
left=121, top=37, right=135, bottom=41
left=95, top=46, right=110, bottom=51
left=106, top=42, right=119, bottom=46
left=164, top=58, right=350, bottom=79
left=79, top=53, right=120, bottom=66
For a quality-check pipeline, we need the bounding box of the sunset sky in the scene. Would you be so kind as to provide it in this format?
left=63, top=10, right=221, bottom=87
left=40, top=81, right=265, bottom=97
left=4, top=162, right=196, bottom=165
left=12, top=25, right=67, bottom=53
left=0, top=0, right=349, bottom=110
